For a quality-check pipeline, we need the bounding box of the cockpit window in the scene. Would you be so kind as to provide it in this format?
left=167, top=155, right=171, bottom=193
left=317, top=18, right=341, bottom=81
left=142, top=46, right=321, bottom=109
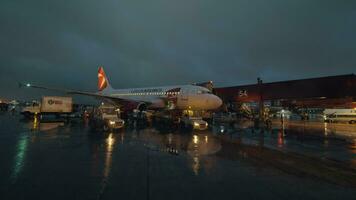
left=198, top=90, right=212, bottom=94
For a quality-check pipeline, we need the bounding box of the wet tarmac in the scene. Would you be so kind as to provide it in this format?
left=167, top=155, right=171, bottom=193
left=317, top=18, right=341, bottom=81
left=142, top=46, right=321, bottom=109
left=1, top=112, right=356, bottom=200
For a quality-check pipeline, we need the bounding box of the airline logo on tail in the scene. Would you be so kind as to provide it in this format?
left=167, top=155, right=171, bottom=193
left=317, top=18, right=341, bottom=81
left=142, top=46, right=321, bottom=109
left=98, top=67, right=108, bottom=91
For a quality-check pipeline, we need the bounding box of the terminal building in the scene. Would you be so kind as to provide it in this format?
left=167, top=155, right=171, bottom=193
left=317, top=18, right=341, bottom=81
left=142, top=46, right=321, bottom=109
left=213, top=74, right=356, bottom=111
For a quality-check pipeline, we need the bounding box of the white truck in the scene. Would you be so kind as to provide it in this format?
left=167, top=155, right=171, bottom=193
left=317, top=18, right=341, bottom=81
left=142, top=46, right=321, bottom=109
left=21, top=96, right=73, bottom=117
left=323, top=109, right=356, bottom=124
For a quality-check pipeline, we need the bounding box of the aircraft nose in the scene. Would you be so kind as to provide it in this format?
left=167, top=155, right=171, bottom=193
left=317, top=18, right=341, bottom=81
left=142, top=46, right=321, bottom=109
left=213, top=95, right=223, bottom=109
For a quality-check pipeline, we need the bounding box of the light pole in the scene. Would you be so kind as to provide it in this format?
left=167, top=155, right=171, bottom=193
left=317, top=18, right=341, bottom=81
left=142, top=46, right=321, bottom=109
left=257, top=77, right=264, bottom=131
left=146, top=146, right=150, bottom=200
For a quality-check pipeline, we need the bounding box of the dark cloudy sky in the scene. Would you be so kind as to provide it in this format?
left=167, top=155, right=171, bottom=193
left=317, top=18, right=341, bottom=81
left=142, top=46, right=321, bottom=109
left=1, top=0, right=356, bottom=100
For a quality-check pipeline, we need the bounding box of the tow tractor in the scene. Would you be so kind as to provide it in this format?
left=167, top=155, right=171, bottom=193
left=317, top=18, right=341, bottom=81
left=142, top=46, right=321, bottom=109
left=151, top=109, right=209, bottom=131
left=181, top=116, right=208, bottom=130
left=180, top=109, right=209, bottom=131
left=90, top=105, right=125, bottom=131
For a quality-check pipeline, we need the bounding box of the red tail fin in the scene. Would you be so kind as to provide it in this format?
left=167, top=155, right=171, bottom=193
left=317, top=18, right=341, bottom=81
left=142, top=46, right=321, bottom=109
left=98, top=67, right=108, bottom=91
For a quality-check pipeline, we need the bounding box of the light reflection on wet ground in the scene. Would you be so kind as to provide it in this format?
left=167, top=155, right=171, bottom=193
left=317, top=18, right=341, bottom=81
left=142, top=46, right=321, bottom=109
left=0, top=113, right=356, bottom=200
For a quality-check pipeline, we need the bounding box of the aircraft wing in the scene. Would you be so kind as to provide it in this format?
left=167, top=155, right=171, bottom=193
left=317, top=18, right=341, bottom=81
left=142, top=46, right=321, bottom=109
left=19, top=83, right=145, bottom=105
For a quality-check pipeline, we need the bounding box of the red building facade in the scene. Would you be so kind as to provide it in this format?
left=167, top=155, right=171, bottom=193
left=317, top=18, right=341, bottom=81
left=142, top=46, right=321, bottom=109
left=214, top=74, right=356, bottom=108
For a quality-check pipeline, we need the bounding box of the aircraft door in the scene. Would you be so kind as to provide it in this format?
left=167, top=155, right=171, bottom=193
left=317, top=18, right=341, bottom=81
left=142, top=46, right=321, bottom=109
left=177, top=87, right=189, bottom=109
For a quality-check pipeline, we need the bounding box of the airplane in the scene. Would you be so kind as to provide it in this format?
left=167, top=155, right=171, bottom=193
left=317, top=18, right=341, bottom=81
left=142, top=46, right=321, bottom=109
left=22, top=67, right=223, bottom=111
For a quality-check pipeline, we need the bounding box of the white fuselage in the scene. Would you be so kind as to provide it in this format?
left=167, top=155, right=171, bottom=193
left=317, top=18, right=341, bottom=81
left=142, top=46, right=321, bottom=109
left=99, top=85, right=222, bottom=110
